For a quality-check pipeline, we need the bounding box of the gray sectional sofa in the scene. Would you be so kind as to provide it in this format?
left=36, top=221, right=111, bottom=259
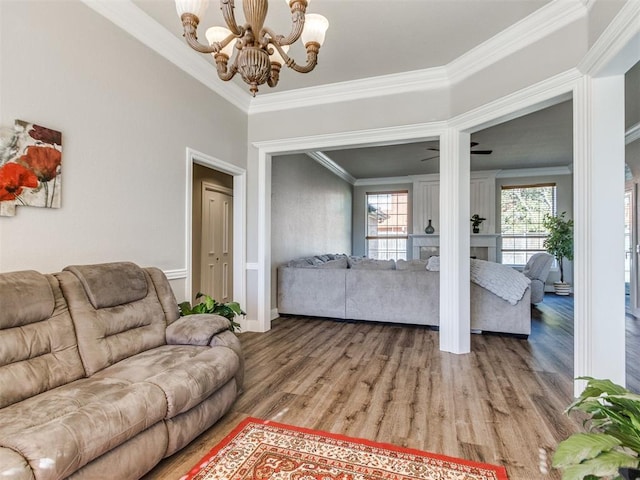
left=277, top=255, right=531, bottom=336
left=0, top=261, right=243, bottom=480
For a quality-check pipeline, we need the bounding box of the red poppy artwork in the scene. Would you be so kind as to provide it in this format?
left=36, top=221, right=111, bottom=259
left=0, top=120, right=62, bottom=217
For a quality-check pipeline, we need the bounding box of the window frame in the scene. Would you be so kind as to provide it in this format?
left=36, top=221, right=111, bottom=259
left=365, top=190, right=409, bottom=261
left=500, top=183, right=557, bottom=267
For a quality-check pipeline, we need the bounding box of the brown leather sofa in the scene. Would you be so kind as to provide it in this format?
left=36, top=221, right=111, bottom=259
left=0, top=262, right=244, bottom=480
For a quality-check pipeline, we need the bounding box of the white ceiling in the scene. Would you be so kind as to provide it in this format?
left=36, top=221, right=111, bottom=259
left=128, top=0, right=637, bottom=179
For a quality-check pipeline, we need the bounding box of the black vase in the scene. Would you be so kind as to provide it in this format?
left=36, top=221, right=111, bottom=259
left=620, top=468, right=640, bottom=480
left=424, top=219, right=434, bottom=234
left=473, top=226, right=480, bottom=234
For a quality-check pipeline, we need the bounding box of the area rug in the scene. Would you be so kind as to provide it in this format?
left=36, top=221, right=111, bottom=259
left=181, top=417, right=509, bottom=480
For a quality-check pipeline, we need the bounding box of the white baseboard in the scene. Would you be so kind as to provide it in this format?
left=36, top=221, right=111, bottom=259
left=271, top=308, right=279, bottom=321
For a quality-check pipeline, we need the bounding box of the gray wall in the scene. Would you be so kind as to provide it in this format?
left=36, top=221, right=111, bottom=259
left=495, top=173, right=574, bottom=286
left=0, top=1, right=247, bottom=301
left=271, top=154, right=353, bottom=306
left=352, top=183, right=413, bottom=257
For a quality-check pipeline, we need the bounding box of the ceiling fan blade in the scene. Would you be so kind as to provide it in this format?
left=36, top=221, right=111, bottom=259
left=427, top=147, right=440, bottom=152
left=470, top=141, right=479, bottom=147
left=471, top=150, right=493, bottom=155
left=420, top=155, right=439, bottom=162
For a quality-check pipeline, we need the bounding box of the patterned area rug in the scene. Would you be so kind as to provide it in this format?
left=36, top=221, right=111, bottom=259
left=181, top=417, right=509, bottom=480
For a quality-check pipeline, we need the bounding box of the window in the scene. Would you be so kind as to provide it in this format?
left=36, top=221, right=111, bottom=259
left=501, top=184, right=556, bottom=265
left=366, top=191, right=408, bottom=260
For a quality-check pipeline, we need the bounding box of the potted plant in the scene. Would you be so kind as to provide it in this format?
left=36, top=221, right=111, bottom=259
left=543, top=211, right=574, bottom=295
left=179, top=292, right=245, bottom=333
left=470, top=214, right=486, bottom=234
left=553, top=377, right=640, bottom=480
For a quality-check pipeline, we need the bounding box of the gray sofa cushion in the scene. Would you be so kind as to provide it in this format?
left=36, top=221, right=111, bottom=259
left=348, top=258, right=396, bottom=270
left=396, top=259, right=428, bottom=271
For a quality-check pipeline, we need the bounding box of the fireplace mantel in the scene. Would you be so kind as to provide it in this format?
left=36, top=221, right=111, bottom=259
left=408, top=234, right=500, bottom=262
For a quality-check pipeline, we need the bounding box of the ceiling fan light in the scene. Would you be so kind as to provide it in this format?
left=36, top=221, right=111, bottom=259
left=301, top=14, right=328, bottom=46
left=206, top=26, right=236, bottom=56
left=175, top=0, right=209, bottom=19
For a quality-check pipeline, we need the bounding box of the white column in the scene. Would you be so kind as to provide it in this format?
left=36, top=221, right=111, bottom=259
left=439, top=129, right=471, bottom=353
left=573, top=74, right=626, bottom=394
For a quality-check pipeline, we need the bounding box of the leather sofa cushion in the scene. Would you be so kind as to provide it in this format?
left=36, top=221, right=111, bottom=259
left=0, top=377, right=166, bottom=480
left=57, top=270, right=167, bottom=376
left=0, top=273, right=85, bottom=409
left=64, top=262, right=148, bottom=309
left=92, top=344, right=241, bottom=418
left=0, top=270, right=54, bottom=328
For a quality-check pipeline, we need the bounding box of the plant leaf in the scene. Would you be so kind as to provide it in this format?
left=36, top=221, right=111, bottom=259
left=178, top=301, right=192, bottom=316
left=553, top=433, right=622, bottom=468
left=559, top=450, right=639, bottom=480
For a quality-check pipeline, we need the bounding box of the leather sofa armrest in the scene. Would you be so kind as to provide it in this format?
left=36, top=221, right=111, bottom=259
left=166, top=314, right=231, bottom=345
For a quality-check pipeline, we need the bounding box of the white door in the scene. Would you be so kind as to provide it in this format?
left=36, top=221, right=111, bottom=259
left=201, top=183, right=233, bottom=302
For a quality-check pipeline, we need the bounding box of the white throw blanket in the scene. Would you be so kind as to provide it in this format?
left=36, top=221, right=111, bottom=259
left=426, top=256, right=530, bottom=305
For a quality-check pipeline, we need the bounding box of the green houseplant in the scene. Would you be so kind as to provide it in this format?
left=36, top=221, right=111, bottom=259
left=543, top=211, right=574, bottom=295
left=179, top=292, right=245, bottom=333
left=553, top=377, right=640, bottom=480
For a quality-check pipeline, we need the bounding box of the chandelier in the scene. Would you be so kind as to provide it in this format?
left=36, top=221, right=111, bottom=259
left=175, top=0, right=329, bottom=96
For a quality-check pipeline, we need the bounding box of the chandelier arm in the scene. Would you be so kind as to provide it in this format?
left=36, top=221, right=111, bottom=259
left=214, top=54, right=238, bottom=81
left=266, top=4, right=306, bottom=47
left=220, top=0, right=243, bottom=36
left=180, top=13, right=221, bottom=54
left=285, top=42, right=320, bottom=73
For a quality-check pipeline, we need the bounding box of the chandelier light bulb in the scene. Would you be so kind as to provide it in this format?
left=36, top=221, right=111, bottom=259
left=301, top=14, right=329, bottom=46
left=175, top=0, right=210, bottom=19
left=206, top=26, right=236, bottom=57
left=269, top=44, right=289, bottom=65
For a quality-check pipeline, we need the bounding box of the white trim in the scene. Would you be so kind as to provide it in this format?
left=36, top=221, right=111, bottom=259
left=447, top=1, right=586, bottom=84
left=184, top=148, right=247, bottom=315
left=450, top=69, right=580, bottom=132
left=270, top=308, right=279, bottom=321
left=245, top=262, right=259, bottom=270
left=163, top=268, right=188, bottom=280
left=249, top=68, right=449, bottom=115
left=354, top=176, right=415, bottom=187
left=578, top=0, right=640, bottom=77
left=495, top=166, right=572, bottom=178
left=80, top=0, right=250, bottom=113
left=627, top=122, right=640, bottom=145
left=254, top=123, right=444, bottom=154
left=254, top=123, right=447, bottom=333
left=307, top=151, right=356, bottom=185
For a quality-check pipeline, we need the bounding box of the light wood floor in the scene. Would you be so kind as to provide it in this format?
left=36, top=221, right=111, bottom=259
left=144, top=295, right=640, bottom=480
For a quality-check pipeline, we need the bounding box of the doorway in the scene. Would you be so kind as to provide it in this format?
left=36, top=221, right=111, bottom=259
left=185, top=148, right=246, bottom=319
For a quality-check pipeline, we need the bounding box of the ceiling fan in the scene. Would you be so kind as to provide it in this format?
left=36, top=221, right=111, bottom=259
left=420, top=142, right=493, bottom=161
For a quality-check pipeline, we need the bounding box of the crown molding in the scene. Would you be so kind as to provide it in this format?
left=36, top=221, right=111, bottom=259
left=253, top=122, right=445, bottom=153
left=307, top=151, right=356, bottom=185
left=80, top=0, right=251, bottom=113
left=627, top=122, right=640, bottom=145
left=447, top=1, right=587, bottom=84
left=354, top=176, right=415, bottom=187
left=249, top=68, right=449, bottom=115
left=495, top=166, right=572, bottom=178
left=252, top=0, right=588, bottom=113
left=578, top=0, right=640, bottom=76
